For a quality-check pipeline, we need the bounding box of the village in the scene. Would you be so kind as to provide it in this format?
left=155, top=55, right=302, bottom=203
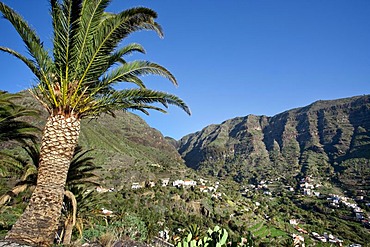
left=94, top=175, right=368, bottom=247
left=238, top=175, right=369, bottom=247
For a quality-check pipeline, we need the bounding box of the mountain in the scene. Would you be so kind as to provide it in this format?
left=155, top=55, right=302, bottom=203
left=178, top=95, right=370, bottom=199
left=10, top=91, right=192, bottom=189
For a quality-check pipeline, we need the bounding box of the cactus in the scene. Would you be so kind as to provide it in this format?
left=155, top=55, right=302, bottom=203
left=177, top=233, right=202, bottom=247
left=206, top=226, right=229, bottom=247
left=177, top=225, right=230, bottom=247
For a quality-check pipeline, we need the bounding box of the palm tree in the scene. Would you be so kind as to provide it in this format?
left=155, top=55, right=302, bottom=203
left=0, top=1, right=190, bottom=245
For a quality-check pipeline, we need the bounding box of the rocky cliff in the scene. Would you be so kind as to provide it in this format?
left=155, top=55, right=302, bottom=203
left=178, top=95, right=370, bottom=197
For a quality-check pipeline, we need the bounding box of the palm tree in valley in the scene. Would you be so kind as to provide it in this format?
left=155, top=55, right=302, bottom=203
left=0, top=1, right=190, bottom=245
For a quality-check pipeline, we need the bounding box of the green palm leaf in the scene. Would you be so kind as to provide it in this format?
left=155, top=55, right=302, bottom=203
left=0, top=91, right=39, bottom=144
left=101, top=60, right=177, bottom=88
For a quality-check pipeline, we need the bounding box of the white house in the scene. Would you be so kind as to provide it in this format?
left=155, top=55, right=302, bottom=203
left=161, top=178, right=170, bottom=187
left=183, top=180, right=197, bottom=187
left=101, top=208, right=113, bottom=216
left=289, top=219, right=299, bottom=225
left=131, top=182, right=143, bottom=189
left=173, top=179, right=184, bottom=187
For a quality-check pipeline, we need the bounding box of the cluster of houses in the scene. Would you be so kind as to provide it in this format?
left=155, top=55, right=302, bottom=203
left=240, top=180, right=272, bottom=195
left=299, top=176, right=321, bottom=197
left=289, top=219, right=343, bottom=245
left=311, top=232, right=343, bottom=245
left=327, top=194, right=369, bottom=226
left=129, top=178, right=223, bottom=199
left=131, top=178, right=198, bottom=189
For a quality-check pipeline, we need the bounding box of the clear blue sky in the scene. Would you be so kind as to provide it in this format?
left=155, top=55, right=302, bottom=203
left=1, top=1, right=370, bottom=140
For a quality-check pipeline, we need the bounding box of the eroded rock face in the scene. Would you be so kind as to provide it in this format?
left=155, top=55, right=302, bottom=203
left=178, top=95, right=370, bottom=194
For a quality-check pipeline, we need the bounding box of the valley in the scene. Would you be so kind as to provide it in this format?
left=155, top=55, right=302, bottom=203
left=0, top=93, right=369, bottom=246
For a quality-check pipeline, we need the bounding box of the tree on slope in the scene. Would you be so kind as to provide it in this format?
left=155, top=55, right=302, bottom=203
left=0, top=1, right=190, bottom=245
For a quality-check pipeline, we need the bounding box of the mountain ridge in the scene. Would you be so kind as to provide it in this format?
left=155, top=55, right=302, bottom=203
left=177, top=94, right=370, bottom=200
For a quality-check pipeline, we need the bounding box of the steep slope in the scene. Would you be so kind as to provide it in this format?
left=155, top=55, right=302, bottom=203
left=178, top=95, right=370, bottom=197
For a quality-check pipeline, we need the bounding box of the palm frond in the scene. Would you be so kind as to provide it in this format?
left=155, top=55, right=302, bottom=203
left=73, top=6, right=163, bottom=93
left=100, top=60, right=177, bottom=89
left=0, top=92, right=39, bottom=143
left=22, top=144, right=40, bottom=169
left=66, top=146, right=101, bottom=188
left=108, top=43, right=146, bottom=66
left=115, top=89, right=190, bottom=114
left=70, top=0, right=111, bottom=82
left=80, top=88, right=190, bottom=117
left=0, top=150, right=24, bottom=176
left=51, top=0, right=82, bottom=108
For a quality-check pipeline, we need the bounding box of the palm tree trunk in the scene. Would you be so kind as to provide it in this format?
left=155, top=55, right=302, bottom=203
left=6, top=114, right=80, bottom=246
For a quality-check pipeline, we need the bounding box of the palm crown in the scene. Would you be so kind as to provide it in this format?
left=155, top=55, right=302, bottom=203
left=0, top=0, right=190, bottom=118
